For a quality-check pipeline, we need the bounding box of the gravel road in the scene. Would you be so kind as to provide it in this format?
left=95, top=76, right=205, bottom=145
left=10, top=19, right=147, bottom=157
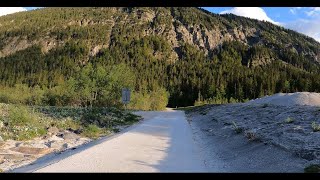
left=32, top=110, right=207, bottom=172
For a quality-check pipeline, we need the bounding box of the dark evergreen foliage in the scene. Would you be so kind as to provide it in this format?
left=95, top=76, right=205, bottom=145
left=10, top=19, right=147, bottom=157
left=0, top=7, right=320, bottom=108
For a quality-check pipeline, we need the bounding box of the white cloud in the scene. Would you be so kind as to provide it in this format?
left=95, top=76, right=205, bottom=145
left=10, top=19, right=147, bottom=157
left=290, top=9, right=296, bottom=14
left=289, top=7, right=304, bottom=14
left=305, top=7, right=320, bottom=16
left=219, top=7, right=320, bottom=42
left=0, top=7, right=27, bottom=17
left=220, top=7, right=280, bottom=25
left=285, top=18, right=320, bottom=42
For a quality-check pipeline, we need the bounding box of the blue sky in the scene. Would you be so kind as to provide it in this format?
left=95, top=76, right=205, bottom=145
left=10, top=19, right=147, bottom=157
left=202, top=7, right=312, bottom=22
left=0, top=7, right=319, bottom=42
left=25, top=7, right=39, bottom=11
left=202, top=7, right=320, bottom=42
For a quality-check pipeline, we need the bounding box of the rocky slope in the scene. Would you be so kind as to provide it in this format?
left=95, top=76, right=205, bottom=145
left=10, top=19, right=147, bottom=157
left=0, top=7, right=319, bottom=63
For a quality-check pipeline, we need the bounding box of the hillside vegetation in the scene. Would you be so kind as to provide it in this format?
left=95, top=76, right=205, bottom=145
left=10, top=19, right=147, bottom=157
left=0, top=7, right=320, bottom=108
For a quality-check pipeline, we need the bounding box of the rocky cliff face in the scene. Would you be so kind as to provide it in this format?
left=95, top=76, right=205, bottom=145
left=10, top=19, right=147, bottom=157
left=0, top=7, right=319, bottom=64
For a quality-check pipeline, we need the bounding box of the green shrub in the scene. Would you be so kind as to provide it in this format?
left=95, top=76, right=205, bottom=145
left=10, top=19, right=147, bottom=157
left=55, top=117, right=81, bottom=131
left=311, top=121, right=320, bottom=132
left=124, top=113, right=141, bottom=123
left=128, top=87, right=169, bottom=111
left=0, top=104, right=48, bottom=140
left=8, top=105, right=36, bottom=126
left=82, top=124, right=105, bottom=139
left=232, top=121, right=243, bottom=134
left=284, top=117, right=294, bottom=124
left=13, top=126, right=47, bottom=141
left=304, top=164, right=320, bottom=173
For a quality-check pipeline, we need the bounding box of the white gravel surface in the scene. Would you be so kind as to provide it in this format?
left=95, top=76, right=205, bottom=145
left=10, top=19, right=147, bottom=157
left=31, top=110, right=206, bottom=172
left=246, top=92, right=320, bottom=106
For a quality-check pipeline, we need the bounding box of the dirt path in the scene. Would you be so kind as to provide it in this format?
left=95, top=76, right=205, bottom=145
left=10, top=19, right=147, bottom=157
left=25, top=110, right=206, bottom=172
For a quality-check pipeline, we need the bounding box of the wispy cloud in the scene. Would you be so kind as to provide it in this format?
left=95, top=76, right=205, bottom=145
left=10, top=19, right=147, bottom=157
left=290, top=9, right=296, bottom=14
left=305, top=7, right=320, bottom=16
left=285, top=17, right=320, bottom=42
left=220, top=7, right=280, bottom=25
left=289, top=7, right=304, bottom=14
left=0, top=7, right=27, bottom=17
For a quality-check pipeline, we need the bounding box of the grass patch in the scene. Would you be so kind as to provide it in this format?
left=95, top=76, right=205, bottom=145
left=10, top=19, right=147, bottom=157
left=0, top=104, right=48, bottom=140
left=82, top=124, right=109, bottom=139
left=232, top=121, right=243, bottom=134
left=311, top=121, right=320, bottom=132
left=173, top=106, right=196, bottom=112
left=54, top=117, right=81, bottom=131
left=284, top=117, right=294, bottom=124
left=0, top=104, right=141, bottom=141
left=304, top=164, right=320, bottom=173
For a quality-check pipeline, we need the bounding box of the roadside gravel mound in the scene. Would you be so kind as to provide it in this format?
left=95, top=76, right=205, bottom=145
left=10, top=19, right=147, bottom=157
left=246, top=92, right=320, bottom=106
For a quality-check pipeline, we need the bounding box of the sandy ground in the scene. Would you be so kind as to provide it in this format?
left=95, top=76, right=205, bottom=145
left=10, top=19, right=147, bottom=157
left=186, top=92, right=320, bottom=172
left=16, top=110, right=206, bottom=172
left=247, top=92, right=320, bottom=106
left=187, top=108, right=309, bottom=172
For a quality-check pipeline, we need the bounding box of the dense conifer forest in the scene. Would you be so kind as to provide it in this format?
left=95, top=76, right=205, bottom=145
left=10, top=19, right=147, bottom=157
left=0, top=7, right=320, bottom=109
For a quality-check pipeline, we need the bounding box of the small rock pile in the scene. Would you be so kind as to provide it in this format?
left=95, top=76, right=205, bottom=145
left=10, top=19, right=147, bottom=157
left=0, top=127, right=91, bottom=172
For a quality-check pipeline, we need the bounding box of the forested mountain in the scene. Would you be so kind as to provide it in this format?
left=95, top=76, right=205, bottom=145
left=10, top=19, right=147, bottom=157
left=0, top=7, right=320, bottom=109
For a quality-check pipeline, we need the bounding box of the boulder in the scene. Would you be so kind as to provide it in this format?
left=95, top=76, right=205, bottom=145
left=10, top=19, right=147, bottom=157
left=67, top=128, right=83, bottom=134
left=47, top=127, right=59, bottom=135
left=48, top=135, right=64, bottom=142
left=74, top=129, right=83, bottom=134
left=57, top=131, right=80, bottom=140
left=44, top=135, right=66, bottom=149
left=62, top=143, right=68, bottom=149
left=46, top=141, right=65, bottom=149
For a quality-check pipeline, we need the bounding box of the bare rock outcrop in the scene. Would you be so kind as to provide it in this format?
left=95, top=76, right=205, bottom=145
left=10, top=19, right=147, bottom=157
left=0, top=130, right=91, bottom=172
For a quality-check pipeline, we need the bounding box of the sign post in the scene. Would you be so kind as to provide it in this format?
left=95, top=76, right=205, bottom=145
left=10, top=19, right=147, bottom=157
left=122, top=88, right=131, bottom=111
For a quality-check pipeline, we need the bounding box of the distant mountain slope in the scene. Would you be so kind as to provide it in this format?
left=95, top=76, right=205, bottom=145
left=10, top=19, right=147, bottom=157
left=0, top=7, right=320, bottom=107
